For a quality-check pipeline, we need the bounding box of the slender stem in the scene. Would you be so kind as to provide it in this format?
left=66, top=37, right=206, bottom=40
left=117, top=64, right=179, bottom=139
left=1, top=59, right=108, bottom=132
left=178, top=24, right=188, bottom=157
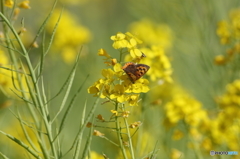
left=122, top=104, right=135, bottom=159
left=102, top=136, right=119, bottom=147
left=115, top=102, right=128, bottom=159
left=0, top=12, right=58, bottom=159
left=0, top=130, right=42, bottom=159
left=0, top=3, right=50, bottom=158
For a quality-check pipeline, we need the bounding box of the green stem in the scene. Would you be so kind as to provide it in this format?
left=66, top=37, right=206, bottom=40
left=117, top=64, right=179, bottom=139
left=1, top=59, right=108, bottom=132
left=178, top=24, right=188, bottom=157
left=0, top=130, right=42, bottom=159
left=115, top=102, right=128, bottom=159
left=0, top=3, right=50, bottom=158
left=102, top=136, right=119, bottom=147
left=0, top=11, right=57, bottom=159
left=122, top=104, right=135, bottom=159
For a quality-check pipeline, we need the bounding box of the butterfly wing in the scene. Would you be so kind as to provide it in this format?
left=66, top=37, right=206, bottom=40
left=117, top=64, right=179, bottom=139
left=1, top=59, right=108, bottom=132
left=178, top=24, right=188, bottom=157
left=134, top=64, right=150, bottom=80
left=122, top=63, right=150, bottom=83
left=122, top=63, right=138, bottom=83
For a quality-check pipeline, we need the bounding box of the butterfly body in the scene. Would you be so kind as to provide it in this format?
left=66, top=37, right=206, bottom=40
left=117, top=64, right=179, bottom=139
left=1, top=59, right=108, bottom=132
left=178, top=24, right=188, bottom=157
left=122, top=62, right=150, bottom=83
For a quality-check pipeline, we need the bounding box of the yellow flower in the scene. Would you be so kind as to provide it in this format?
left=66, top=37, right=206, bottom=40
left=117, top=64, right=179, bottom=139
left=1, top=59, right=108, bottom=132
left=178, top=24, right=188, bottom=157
left=13, top=8, right=21, bottom=20
left=60, top=47, right=76, bottom=64
left=216, top=21, right=231, bottom=44
left=4, top=0, right=14, bottom=8
left=98, top=49, right=119, bottom=66
left=111, top=32, right=142, bottom=53
left=125, top=32, right=142, bottom=45
left=47, top=9, right=91, bottom=63
left=189, top=128, right=202, bottom=140
left=123, top=79, right=150, bottom=93
left=125, top=46, right=172, bottom=82
left=214, top=55, right=226, bottom=65
left=88, top=78, right=109, bottom=98
left=113, top=63, right=123, bottom=73
left=101, top=69, right=115, bottom=80
left=32, top=41, right=39, bottom=48
left=88, top=32, right=150, bottom=107
left=164, top=92, right=207, bottom=129
left=125, top=94, right=139, bottom=106
left=110, top=84, right=125, bottom=103
left=230, top=9, right=240, bottom=38
left=170, top=149, right=183, bottom=159
left=200, top=138, right=213, bottom=151
left=111, top=58, right=118, bottom=65
left=121, top=111, right=130, bottom=118
left=172, top=129, right=184, bottom=140
left=98, top=48, right=110, bottom=58
left=86, top=151, right=103, bottom=159
left=129, top=121, right=142, bottom=128
left=129, top=19, right=172, bottom=49
left=111, top=32, right=128, bottom=49
left=18, top=0, right=31, bottom=9
left=125, top=19, right=173, bottom=82
left=111, top=110, right=118, bottom=116
left=215, top=9, right=240, bottom=66
left=129, top=47, right=142, bottom=59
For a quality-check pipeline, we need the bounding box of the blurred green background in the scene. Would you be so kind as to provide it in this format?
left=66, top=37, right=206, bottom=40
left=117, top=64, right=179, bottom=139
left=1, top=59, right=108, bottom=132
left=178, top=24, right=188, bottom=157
left=0, top=0, right=240, bottom=158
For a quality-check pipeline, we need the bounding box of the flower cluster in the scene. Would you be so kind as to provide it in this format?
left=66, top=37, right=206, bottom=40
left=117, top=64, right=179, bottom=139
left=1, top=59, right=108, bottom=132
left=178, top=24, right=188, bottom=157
left=129, top=19, right=172, bottom=49
left=163, top=87, right=213, bottom=153
left=218, top=79, right=240, bottom=114
left=88, top=32, right=150, bottom=106
left=164, top=82, right=240, bottom=152
left=214, top=79, right=240, bottom=150
left=215, top=8, right=240, bottom=65
left=47, top=9, right=91, bottom=64
left=164, top=92, right=209, bottom=130
left=126, top=19, right=173, bottom=82
left=4, top=0, right=30, bottom=20
left=111, top=32, right=143, bottom=59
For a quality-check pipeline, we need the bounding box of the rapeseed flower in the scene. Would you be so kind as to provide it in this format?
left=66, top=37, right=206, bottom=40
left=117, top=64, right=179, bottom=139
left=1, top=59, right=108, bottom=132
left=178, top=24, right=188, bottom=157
left=18, top=0, right=31, bottom=9
left=47, top=9, right=91, bottom=63
left=111, top=32, right=143, bottom=59
left=88, top=32, right=150, bottom=106
left=86, top=151, right=104, bottom=159
left=88, top=32, right=152, bottom=159
left=4, top=0, right=14, bottom=8
left=215, top=8, right=240, bottom=65
left=214, top=79, right=240, bottom=150
left=170, top=149, right=182, bottom=159
left=126, top=19, right=173, bottom=82
left=164, top=94, right=207, bottom=127
left=129, top=19, right=172, bottom=49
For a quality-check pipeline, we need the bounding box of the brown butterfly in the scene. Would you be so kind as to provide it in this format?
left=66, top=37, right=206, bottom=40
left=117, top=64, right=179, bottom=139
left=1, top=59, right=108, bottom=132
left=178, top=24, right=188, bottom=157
left=122, top=62, right=150, bottom=83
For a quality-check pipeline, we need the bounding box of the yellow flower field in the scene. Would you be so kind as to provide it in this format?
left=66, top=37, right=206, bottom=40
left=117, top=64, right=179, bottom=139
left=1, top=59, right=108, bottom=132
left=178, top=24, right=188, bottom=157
left=0, top=0, right=239, bottom=159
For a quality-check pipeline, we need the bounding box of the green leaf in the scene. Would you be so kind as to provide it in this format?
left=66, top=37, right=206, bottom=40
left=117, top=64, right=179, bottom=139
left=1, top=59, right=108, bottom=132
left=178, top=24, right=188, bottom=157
left=0, top=152, right=9, bottom=159
left=0, top=130, right=42, bottom=159
left=58, top=75, right=89, bottom=135
left=51, top=52, right=80, bottom=123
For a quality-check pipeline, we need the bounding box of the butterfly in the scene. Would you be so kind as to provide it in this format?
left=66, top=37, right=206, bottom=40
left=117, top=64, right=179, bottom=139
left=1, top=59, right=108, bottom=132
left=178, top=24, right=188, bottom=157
left=122, top=62, right=150, bottom=83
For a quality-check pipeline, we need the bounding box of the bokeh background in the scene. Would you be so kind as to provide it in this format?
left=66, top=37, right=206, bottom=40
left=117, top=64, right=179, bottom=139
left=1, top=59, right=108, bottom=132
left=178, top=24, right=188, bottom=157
left=0, top=0, right=240, bottom=158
